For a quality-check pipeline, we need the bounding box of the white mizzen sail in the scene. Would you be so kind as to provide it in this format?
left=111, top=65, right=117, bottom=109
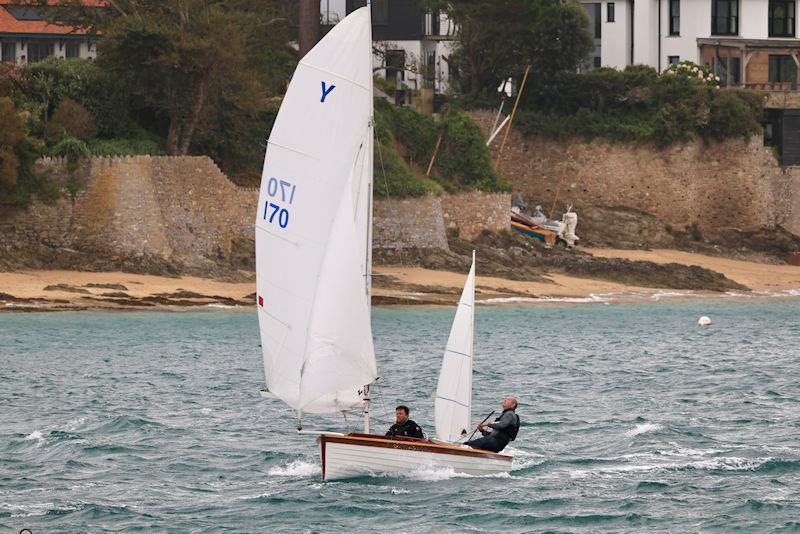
left=255, top=7, right=377, bottom=415
left=434, top=251, right=476, bottom=442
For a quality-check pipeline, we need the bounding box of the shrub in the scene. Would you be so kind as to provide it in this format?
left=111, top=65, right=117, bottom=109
left=89, top=138, right=162, bottom=156
left=438, top=109, right=511, bottom=192
left=0, top=97, right=50, bottom=208
left=373, top=98, right=442, bottom=197
left=663, top=60, right=720, bottom=87
left=47, top=97, right=97, bottom=142
left=515, top=64, right=762, bottom=147
left=374, top=141, right=443, bottom=197
left=21, top=58, right=135, bottom=138
left=392, top=106, right=438, bottom=165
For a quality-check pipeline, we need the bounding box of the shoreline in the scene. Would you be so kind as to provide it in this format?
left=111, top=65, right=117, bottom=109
left=1, top=248, right=799, bottom=312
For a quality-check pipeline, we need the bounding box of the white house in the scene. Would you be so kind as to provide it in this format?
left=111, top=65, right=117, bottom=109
left=581, top=0, right=800, bottom=89
left=322, top=0, right=456, bottom=94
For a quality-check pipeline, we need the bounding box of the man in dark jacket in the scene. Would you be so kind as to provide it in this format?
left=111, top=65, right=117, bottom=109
left=386, top=405, right=424, bottom=438
left=465, top=396, right=520, bottom=453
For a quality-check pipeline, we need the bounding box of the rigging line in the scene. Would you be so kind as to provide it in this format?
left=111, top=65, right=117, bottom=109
left=375, top=380, right=391, bottom=424
left=374, top=132, right=405, bottom=266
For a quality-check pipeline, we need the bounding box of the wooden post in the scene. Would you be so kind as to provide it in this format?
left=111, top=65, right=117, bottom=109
left=426, top=132, right=443, bottom=176
left=494, top=65, right=531, bottom=171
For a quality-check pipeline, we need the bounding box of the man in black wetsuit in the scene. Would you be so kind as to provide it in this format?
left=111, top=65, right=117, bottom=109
left=385, top=405, right=424, bottom=438
left=465, top=396, right=520, bottom=453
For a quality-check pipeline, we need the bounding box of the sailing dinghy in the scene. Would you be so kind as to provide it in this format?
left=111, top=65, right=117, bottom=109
left=256, top=6, right=512, bottom=481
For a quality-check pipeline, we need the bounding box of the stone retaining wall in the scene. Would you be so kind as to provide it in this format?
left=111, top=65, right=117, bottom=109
left=441, top=191, right=510, bottom=240
left=472, top=111, right=800, bottom=236
left=1, top=156, right=510, bottom=265
left=372, top=195, right=448, bottom=250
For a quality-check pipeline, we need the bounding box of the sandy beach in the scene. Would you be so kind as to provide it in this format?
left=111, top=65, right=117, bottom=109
left=1, top=248, right=799, bottom=311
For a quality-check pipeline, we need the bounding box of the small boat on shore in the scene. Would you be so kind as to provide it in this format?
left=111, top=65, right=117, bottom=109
left=511, top=195, right=579, bottom=248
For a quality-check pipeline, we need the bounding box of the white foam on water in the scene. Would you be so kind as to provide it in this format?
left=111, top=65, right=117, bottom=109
left=394, top=465, right=511, bottom=481
left=25, top=430, right=45, bottom=446
left=398, top=466, right=458, bottom=481
left=391, top=488, right=411, bottom=494
left=625, top=423, right=662, bottom=437
left=505, top=446, right=547, bottom=471
left=4, top=501, right=80, bottom=518
left=727, top=288, right=800, bottom=299
left=686, top=456, right=773, bottom=471
left=268, top=459, right=320, bottom=478
left=568, top=456, right=774, bottom=479
left=237, top=491, right=275, bottom=501
left=206, top=303, right=233, bottom=309
left=650, top=291, right=693, bottom=300
left=65, top=417, right=87, bottom=432
left=480, top=295, right=607, bottom=304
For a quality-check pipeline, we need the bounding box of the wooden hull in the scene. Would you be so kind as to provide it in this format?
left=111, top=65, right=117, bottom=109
left=319, top=433, right=513, bottom=481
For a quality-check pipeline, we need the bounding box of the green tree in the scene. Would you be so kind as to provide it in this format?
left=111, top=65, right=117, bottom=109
left=0, top=97, right=47, bottom=207
left=0, top=98, right=22, bottom=200
left=420, top=0, right=593, bottom=98
left=90, top=0, right=295, bottom=155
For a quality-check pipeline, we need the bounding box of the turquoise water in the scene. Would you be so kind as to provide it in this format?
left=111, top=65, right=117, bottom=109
left=1, top=301, right=799, bottom=532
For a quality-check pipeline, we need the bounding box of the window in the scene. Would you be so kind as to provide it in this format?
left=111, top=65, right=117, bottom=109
left=582, top=3, right=602, bottom=37
left=372, top=0, right=388, bottom=25
left=668, top=55, right=680, bottom=65
left=594, top=56, right=602, bottom=68
left=27, top=42, right=54, bottom=63
left=715, top=56, right=741, bottom=85
left=670, top=0, right=680, bottom=35
left=770, top=1, right=796, bottom=37
left=65, top=42, right=80, bottom=58
left=385, top=49, right=405, bottom=85
left=607, top=2, right=615, bottom=22
left=712, top=0, right=739, bottom=35
left=769, top=55, right=797, bottom=85
left=1, top=42, right=15, bottom=63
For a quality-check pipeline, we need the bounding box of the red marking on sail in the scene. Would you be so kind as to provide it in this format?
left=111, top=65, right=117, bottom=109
left=258, top=295, right=264, bottom=307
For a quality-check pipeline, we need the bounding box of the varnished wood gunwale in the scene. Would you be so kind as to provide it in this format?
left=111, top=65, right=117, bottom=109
left=319, top=433, right=513, bottom=462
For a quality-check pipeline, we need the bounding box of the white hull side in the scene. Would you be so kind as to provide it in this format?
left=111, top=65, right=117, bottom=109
left=322, top=440, right=512, bottom=481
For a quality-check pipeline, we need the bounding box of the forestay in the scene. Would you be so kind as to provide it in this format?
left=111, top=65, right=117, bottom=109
left=434, top=251, right=476, bottom=442
left=255, top=7, right=377, bottom=414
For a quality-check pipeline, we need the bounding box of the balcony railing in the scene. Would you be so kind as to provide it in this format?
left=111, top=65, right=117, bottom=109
left=743, top=81, right=798, bottom=91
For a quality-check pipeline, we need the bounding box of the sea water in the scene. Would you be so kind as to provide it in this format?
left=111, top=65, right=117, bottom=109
left=1, top=300, right=799, bottom=532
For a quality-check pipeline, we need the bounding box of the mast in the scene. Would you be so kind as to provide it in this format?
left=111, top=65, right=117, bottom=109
left=363, top=0, right=374, bottom=435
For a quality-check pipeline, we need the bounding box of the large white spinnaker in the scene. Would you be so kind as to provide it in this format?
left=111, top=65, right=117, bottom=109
left=434, top=251, right=476, bottom=442
left=255, top=7, right=376, bottom=415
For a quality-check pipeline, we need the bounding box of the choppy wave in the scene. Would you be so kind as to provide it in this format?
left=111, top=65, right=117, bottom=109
left=24, top=430, right=45, bottom=447
left=625, top=423, right=663, bottom=437
left=4, top=306, right=800, bottom=531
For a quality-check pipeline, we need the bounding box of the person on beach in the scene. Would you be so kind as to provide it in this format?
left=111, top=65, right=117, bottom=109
left=465, top=396, right=520, bottom=453
left=386, top=405, right=424, bottom=438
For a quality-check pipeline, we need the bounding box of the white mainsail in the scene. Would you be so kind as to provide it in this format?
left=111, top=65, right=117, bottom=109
left=434, top=251, right=476, bottom=442
left=255, top=7, right=377, bottom=415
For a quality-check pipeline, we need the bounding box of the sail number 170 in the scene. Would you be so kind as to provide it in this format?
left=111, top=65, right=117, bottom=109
left=263, top=177, right=296, bottom=229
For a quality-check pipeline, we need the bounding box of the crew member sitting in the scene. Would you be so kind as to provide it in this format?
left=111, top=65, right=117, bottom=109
left=465, top=396, right=520, bottom=453
left=386, top=405, right=424, bottom=438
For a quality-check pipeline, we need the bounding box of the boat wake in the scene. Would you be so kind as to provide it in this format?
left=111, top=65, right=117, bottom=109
left=267, top=459, right=320, bottom=478
left=395, top=466, right=512, bottom=481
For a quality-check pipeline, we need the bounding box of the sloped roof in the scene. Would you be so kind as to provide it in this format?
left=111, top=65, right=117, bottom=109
left=0, top=1, right=105, bottom=36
